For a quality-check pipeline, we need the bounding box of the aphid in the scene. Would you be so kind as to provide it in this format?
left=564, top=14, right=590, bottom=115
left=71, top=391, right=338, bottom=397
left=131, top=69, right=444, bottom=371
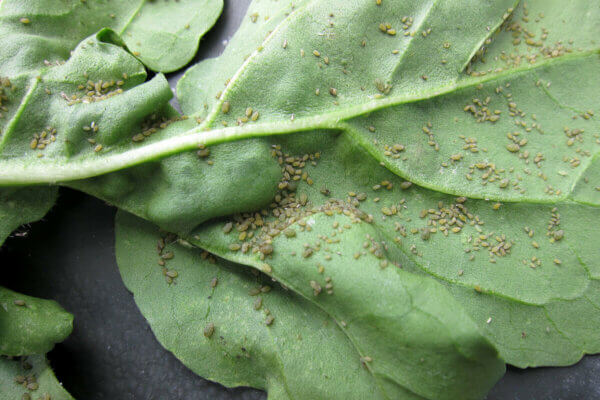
left=221, top=101, right=230, bottom=114
left=399, top=181, right=412, bottom=190
left=20, top=18, right=31, bottom=24
left=203, top=323, right=215, bottom=338
left=253, top=297, right=263, bottom=310
left=313, top=50, right=320, bottom=57
left=222, top=222, right=233, bottom=233
left=283, top=228, right=296, bottom=238
left=552, top=229, right=564, bottom=241
left=329, top=88, right=337, bottom=97
left=13, top=299, right=26, bottom=307
left=166, top=270, right=178, bottom=278
left=310, top=280, right=322, bottom=296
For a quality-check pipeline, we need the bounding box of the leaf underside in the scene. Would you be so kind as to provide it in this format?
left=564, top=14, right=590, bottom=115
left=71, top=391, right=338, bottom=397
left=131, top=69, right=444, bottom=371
left=0, top=0, right=598, bottom=399
left=0, top=354, right=73, bottom=400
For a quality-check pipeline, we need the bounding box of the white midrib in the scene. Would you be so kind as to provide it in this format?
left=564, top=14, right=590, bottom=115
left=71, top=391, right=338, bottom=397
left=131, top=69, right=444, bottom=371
left=0, top=49, right=596, bottom=185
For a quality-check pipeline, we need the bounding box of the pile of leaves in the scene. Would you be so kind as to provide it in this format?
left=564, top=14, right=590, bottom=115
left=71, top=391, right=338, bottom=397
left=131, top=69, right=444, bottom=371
left=1, top=0, right=599, bottom=398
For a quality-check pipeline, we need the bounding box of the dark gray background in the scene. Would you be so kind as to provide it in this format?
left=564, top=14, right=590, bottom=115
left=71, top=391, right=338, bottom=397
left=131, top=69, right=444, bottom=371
left=1, top=1, right=599, bottom=399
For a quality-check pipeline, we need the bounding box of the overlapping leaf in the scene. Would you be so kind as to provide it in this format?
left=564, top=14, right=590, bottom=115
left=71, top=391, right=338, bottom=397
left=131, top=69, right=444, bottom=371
left=0, top=355, right=73, bottom=400
left=0, top=0, right=223, bottom=73
left=189, top=131, right=600, bottom=368
left=0, top=287, right=73, bottom=357
left=0, top=187, right=56, bottom=246
left=116, top=211, right=397, bottom=400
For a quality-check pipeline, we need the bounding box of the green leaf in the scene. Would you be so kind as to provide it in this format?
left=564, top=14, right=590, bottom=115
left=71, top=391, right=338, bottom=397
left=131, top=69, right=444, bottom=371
left=0, top=355, right=73, bottom=400
left=55, top=0, right=599, bottom=373
left=0, top=187, right=57, bottom=246
left=0, top=29, right=176, bottom=183
left=177, top=0, right=311, bottom=116
left=115, top=212, right=390, bottom=399
left=0, top=0, right=223, bottom=73
left=117, top=206, right=504, bottom=399
left=0, top=0, right=524, bottom=184
left=0, top=0, right=224, bottom=186
left=4, top=0, right=598, bottom=209
left=0, top=287, right=73, bottom=357
left=187, top=130, right=600, bottom=369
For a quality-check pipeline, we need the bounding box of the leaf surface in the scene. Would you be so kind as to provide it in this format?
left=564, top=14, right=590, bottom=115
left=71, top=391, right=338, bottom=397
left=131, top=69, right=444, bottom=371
left=0, top=0, right=223, bottom=73
left=0, top=287, right=73, bottom=357
left=0, top=355, right=73, bottom=400
left=188, top=130, right=600, bottom=369
left=3, top=0, right=598, bottom=212
left=0, top=187, right=57, bottom=246
left=115, top=211, right=402, bottom=400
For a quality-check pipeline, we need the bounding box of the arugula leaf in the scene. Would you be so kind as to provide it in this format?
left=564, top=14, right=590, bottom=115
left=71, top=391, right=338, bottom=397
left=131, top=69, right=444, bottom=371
left=117, top=189, right=504, bottom=399
left=0, top=187, right=57, bottom=246
left=0, top=0, right=223, bottom=73
left=115, top=211, right=394, bottom=399
left=187, top=131, right=600, bottom=369
left=0, top=287, right=73, bottom=357
left=0, top=355, right=73, bottom=400
left=4, top=0, right=598, bottom=210
left=59, top=1, right=599, bottom=374
left=0, top=0, right=523, bottom=184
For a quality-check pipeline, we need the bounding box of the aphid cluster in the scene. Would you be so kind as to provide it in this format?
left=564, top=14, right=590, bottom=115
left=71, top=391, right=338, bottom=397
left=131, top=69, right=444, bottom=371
left=9, top=356, right=52, bottom=399
left=131, top=113, right=188, bottom=143
left=156, top=233, right=179, bottom=284
left=546, top=208, right=564, bottom=243
left=463, top=97, right=501, bottom=123
left=29, top=127, right=57, bottom=157
left=467, top=4, right=574, bottom=77
left=61, top=75, right=127, bottom=106
left=418, top=198, right=514, bottom=264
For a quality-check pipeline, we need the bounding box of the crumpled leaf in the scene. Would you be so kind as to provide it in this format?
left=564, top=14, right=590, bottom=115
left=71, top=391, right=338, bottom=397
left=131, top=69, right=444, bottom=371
left=70, top=0, right=300, bottom=233
left=0, top=0, right=223, bottom=73
left=0, top=187, right=57, bottom=246
left=0, top=355, right=73, bottom=400
left=188, top=130, right=600, bottom=369
left=115, top=211, right=395, bottom=400
left=0, top=0, right=227, bottom=186
left=0, top=0, right=221, bottom=241
left=0, top=287, right=73, bottom=357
